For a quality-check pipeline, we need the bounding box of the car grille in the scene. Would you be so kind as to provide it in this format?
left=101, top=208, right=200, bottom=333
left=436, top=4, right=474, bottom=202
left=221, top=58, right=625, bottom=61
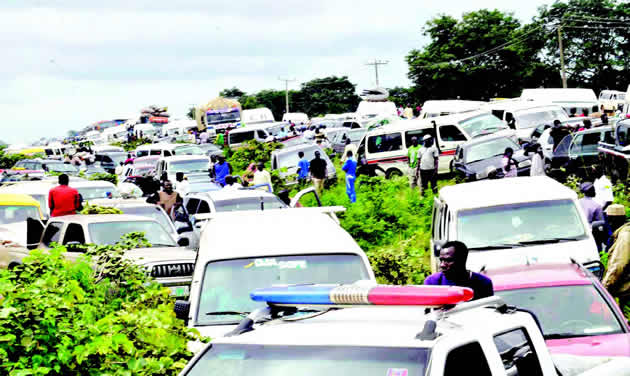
left=151, top=263, right=194, bottom=278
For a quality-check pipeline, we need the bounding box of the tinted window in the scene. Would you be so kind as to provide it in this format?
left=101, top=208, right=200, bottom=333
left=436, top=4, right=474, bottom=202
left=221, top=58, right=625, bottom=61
left=186, top=198, right=200, bottom=214
left=42, top=222, right=63, bottom=246
left=229, top=131, right=255, bottom=144
left=197, top=200, right=211, bottom=214
left=367, top=133, right=402, bottom=153
left=493, top=328, right=543, bottom=376
left=405, top=129, right=435, bottom=147
left=439, top=125, right=467, bottom=142
left=445, top=342, right=491, bottom=376
left=63, top=223, right=86, bottom=244
left=257, top=130, right=267, bottom=139
left=88, top=221, right=175, bottom=246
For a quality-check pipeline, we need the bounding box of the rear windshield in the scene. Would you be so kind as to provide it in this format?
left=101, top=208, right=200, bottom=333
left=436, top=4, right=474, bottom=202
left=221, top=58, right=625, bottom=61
left=186, top=344, right=429, bottom=376
left=76, top=186, right=121, bottom=200
left=229, top=131, right=255, bottom=145
left=213, top=197, right=286, bottom=212
left=0, top=205, right=40, bottom=224
left=118, top=206, right=173, bottom=234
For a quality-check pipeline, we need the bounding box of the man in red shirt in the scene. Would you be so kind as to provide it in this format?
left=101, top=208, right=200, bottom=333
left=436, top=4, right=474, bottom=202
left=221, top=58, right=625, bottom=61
left=48, top=174, right=81, bottom=217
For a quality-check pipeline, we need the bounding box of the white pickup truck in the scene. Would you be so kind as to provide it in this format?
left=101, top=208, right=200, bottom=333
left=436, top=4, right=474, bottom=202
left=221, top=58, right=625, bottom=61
left=178, top=284, right=630, bottom=376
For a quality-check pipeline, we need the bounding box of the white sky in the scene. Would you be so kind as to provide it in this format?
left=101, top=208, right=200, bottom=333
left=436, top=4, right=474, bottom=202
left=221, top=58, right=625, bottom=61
left=1, top=0, right=552, bottom=144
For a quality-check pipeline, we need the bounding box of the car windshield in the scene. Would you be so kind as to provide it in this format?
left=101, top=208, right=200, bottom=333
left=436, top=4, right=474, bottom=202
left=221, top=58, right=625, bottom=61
left=88, top=220, right=176, bottom=246
left=198, top=144, right=220, bottom=153
left=459, top=114, right=508, bottom=137
left=514, top=108, right=569, bottom=129
left=187, top=182, right=220, bottom=193
left=498, top=285, right=624, bottom=339
left=174, top=145, right=203, bottom=155
left=132, top=166, right=154, bottom=175
left=207, top=111, right=240, bottom=124
left=458, top=199, right=587, bottom=249
left=213, top=196, right=287, bottom=212
left=169, top=160, right=208, bottom=173
left=195, top=254, right=370, bottom=325
left=103, top=153, right=127, bottom=165
left=0, top=205, right=40, bottom=224
left=118, top=206, right=173, bottom=234
left=277, top=148, right=320, bottom=169
left=465, top=138, right=519, bottom=163
left=46, top=163, right=77, bottom=173
left=186, top=344, right=430, bottom=376
left=76, top=186, right=121, bottom=200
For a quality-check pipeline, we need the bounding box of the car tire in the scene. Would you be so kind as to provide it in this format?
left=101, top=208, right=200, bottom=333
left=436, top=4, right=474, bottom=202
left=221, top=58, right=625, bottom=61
left=385, top=169, right=402, bottom=179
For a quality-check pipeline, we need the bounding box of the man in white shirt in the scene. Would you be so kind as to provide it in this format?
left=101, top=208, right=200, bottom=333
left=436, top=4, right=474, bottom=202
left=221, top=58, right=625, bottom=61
left=593, top=167, right=614, bottom=209
left=417, top=135, right=439, bottom=195
left=340, top=138, right=358, bottom=164
left=253, top=163, right=273, bottom=192
left=223, top=175, right=243, bottom=190
left=199, top=130, right=209, bottom=144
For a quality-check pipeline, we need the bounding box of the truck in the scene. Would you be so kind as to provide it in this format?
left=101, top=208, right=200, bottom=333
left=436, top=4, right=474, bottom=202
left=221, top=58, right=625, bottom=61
left=178, top=284, right=630, bottom=375
left=598, top=118, right=630, bottom=185
left=195, top=97, right=242, bottom=133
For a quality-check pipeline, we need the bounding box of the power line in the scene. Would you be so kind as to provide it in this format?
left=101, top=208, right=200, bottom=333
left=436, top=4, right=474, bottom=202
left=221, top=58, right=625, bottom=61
left=278, top=77, right=296, bottom=114
left=365, top=59, right=389, bottom=87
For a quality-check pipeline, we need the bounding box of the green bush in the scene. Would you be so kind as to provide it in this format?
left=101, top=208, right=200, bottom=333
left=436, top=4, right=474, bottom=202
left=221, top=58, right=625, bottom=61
left=88, top=172, right=118, bottom=185
left=111, top=138, right=152, bottom=152
left=227, top=140, right=283, bottom=172
left=0, top=233, right=202, bottom=375
left=0, top=151, right=43, bottom=169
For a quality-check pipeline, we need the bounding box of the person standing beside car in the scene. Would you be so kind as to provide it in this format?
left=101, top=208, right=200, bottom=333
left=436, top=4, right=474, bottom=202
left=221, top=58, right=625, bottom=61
left=417, top=135, right=439, bottom=194
left=407, top=136, right=421, bottom=188
left=528, top=144, right=545, bottom=176
left=342, top=150, right=358, bottom=203
left=309, top=150, right=327, bottom=195
left=48, top=174, right=81, bottom=217
left=502, top=147, right=518, bottom=178
left=602, top=206, right=630, bottom=309
left=578, top=182, right=604, bottom=225
left=297, top=151, right=310, bottom=186
left=341, top=138, right=357, bottom=164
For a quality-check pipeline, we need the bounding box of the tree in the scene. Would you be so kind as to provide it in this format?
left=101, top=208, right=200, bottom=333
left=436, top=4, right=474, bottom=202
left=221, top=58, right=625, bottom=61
left=219, top=87, right=246, bottom=99
left=536, top=0, right=628, bottom=92
left=388, top=87, right=415, bottom=107
left=293, top=76, right=361, bottom=117
left=186, top=106, right=195, bottom=120
left=254, top=89, right=290, bottom=120
left=406, top=10, right=555, bottom=103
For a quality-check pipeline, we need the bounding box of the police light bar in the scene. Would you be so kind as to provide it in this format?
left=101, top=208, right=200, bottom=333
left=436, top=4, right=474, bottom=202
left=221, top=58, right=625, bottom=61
left=250, top=284, right=474, bottom=307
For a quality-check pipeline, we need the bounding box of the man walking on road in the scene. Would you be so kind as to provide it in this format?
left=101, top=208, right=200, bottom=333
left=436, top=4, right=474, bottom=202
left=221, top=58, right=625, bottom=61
left=418, top=135, right=439, bottom=195
left=342, top=150, right=358, bottom=203
left=147, top=180, right=182, bottom=219
left=310, top=150, right=327, bottom=194
left=407, top=136, right=421, bottom=188
left=602, top=205, right=630, bottom=309
left=425, top=240, right=494, bottom=300
left=297, top=151, right=309, bottom=187
left=48, top=174, right=81, bottom=217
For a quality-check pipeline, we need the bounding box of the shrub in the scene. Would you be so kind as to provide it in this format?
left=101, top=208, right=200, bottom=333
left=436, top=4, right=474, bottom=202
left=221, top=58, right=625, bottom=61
left=80, top=204, right=124, bottom=215
left=227, top=140, right=283, bottom=172
left=0, top=233, right=202, bottom=375
left=88, top=172, right=118, bottom=185
left=111, top=138, right=152, bottom=152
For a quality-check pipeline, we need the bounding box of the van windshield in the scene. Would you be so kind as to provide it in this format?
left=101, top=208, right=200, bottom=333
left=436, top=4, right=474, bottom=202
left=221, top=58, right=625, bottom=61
left=457, top=199, right=587, bottom=249
left=186, top=344, right=429, bottom=376
left=514, top=108, right=568, bottom=129
left=195, top=254, right=369, bottom=325
left=169, top=160, right=209, bottom=173
left=229, top=131, right=255, bottom=145
left=174, top=145, right=203, bottom=155
left=459, top=114, right=507, bottom=137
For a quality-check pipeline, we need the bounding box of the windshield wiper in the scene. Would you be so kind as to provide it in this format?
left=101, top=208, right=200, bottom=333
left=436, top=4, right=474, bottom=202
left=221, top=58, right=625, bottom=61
left=544, top=333, right=579, bottom=340
left=517, top=237, right=582, bottom=245
left=468, top=243, right=526, bottom=251
left=206, top=311, right=251, bottom=317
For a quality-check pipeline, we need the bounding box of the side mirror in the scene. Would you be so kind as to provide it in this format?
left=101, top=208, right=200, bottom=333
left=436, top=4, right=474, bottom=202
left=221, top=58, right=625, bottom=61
left=177, top=226, right=193, bottom=234
left=177, top=237, right=190, bottom=247
left=174, top=300, right=190, bottom=322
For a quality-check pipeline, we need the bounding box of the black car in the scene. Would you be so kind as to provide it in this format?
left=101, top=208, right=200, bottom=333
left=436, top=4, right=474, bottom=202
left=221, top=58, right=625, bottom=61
left=95, top=152, right=127, bottom=173
left=452, top=134, right=531, bottom=181
left=548, top=126, right=613, bottom=181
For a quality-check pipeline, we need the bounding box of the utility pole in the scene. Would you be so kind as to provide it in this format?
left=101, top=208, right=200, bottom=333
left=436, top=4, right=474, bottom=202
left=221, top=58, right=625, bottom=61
left=278, top=77, right=295, bottom=114
left=558, top=24, right=567, bottom=88
left=365, top=59, right=389, bottom=87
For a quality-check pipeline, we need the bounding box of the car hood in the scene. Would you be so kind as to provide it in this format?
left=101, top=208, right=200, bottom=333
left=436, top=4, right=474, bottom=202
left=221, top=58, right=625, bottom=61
left=547, top=333, right=630, bottom=357
left=467, top=238, right=599, bottom=272
left=194, top=324, right=238, bottom=340
left=123, top=247, right=197, bottom=266
left=460, top=153, right=529, bottom=174
left=552, top=353, right=630, bottom=376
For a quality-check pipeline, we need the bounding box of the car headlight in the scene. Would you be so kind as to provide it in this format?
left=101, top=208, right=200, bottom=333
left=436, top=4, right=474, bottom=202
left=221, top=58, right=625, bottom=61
left=519, top=160, right=531, bottom=168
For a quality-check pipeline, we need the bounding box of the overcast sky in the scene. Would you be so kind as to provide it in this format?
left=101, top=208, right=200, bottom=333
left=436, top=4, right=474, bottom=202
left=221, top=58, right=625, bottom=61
left=1, top=0, right=552, bottom=144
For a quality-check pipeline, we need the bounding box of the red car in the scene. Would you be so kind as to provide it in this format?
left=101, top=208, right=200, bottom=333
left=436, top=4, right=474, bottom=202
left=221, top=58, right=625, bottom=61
left=485, top=263, right=630, bottom=357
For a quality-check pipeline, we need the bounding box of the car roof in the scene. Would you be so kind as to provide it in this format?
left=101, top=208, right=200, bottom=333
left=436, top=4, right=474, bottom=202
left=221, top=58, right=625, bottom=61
left=460, top=133, right=517, bottom=149
left=0, top=193, right=41, bottom=206
left=438, top=176, right=577, bottom=210
left=210, top=303, right=532, bottom=348
left=69, top=180, right=116, bottom=188
left=191, top=188, right=277, bottom=201
left=485, top=101, right=560, bottom=112
left=369, top=110, right=494, bottom=135
left=485, top=263, right=592, bottom=291
left=160, top=155, right=209, bottom=162
left=0, top=181, right=55, bottom=194
left=198, top=210, right=363, bottom=261
left=47, top=214, right=159, bottom=224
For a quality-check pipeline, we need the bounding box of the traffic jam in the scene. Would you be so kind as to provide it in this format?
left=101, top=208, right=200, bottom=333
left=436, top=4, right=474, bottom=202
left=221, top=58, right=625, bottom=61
left=1, top=88, right=630, bottom=375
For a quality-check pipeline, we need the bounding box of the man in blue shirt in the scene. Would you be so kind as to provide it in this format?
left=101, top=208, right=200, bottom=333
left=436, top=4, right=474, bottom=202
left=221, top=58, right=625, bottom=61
left=342, top=150, right=358, bottom=203
left=297, top=151, right=309, bottom=187
left=213, top=155, right=232, bottom=187
left=424, top=240, right=493, bottom=300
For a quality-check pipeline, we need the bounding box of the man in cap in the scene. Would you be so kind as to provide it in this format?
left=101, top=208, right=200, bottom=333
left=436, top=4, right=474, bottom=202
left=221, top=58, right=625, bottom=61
left=602, top=204, right=629, bottom=307
left=578, top=182, right=604, bottom=225
left=604, top=204, right=627, bottom=250
left=407, top=136, right=421, bottom=188
left=417, top=134, right=439, bottom=195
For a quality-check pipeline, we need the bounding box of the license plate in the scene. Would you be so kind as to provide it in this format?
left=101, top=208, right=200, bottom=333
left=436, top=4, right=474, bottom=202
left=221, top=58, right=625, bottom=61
left=169, top=285, right=190, bottom=298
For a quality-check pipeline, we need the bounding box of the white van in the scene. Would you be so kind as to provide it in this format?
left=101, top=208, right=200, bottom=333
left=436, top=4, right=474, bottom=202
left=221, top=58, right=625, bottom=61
left=43, top=142, right=70, bottom=159
left=154, top=155, right=210, bottom=183
left=134, top=143, right=204, bottom=158
left=177, top=208, right=376, bottom=338
left=134, top=123, right=159, bottom=140
left=84, top=130, right=103, bottom=144
left=359, top=111, right=514, bottom=177
left=520, top=88, right=599, bottom=116
left=101, top=125, right=128, bottom=143
left=420, top=100, right=485, bottom=119
left=282, top=112, right=309, bottom=124
left=599, top=90, right=625, bottom=112
left=430, top=176, right=601, bottom=274
left=162, top=120, right=199, bottom=141
left=485, top=101, right=569, bottom=142
left=355, top=101, right=397, bottom=125
left=227, top=122, right=287, bottom=148
left=241, top=108, right=274, bottom=125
